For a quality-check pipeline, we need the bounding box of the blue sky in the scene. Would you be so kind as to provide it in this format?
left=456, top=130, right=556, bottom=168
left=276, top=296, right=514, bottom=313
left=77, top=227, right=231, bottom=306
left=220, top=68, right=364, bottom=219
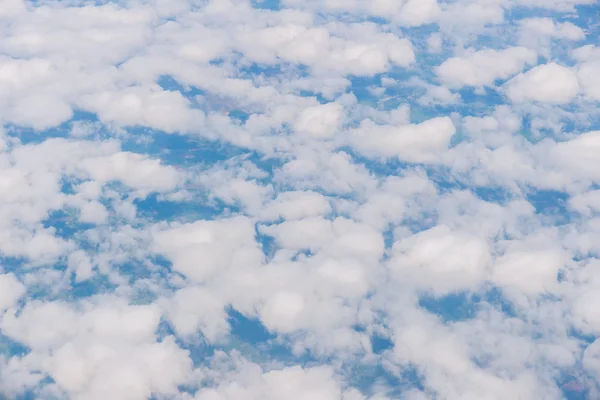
left=0, top=0, right=599, bottom=399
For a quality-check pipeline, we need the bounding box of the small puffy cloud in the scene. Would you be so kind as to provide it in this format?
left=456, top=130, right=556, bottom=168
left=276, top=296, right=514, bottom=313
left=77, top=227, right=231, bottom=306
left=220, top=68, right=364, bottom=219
left=67, top=250, right=95, bottom=283
left=236, top=22, right=415, bottom=76
left=153, top=217, right=264, bottom=282
left=550, top=130, right=600, bottom=184
left=392, top=317, right=557, bottom=398
left=294, top=102, right=343, bottom=138
left=573, top=45, right=600, bottom=101
left=78, top=201, right=109, bottom=224
left=572, top=45, right=600, bottom=63
left=260, top=291, right=307, bottom=333
left=79, top=87, right=205, bottom=133
left=210, top=178, right=273, bottom=214
left=571, top=287, right=600, bottom=336
left=1, top=299, right=193, bottom=400
left=0, top=273, right=26, bottom=311
left=569, top=190, right=600, bottom=216
left=517, top=18, right=585, bottom=56
left=275, top=149, right=376, bottom=195
left=397, top=0, right=442, bottom=27
left=519, top=18, right=585, bottom=41
left=350, top=116, right=456, bottom=163
left=0, top=229, right=72, bottom=265
left=505, top=62, right=580, bottom=104
left=389, top=225, right=491, bottom=295
left=577, top=61, right=600, bottom=101
left=259, top=191, right=332, bottom=221
left=436, top=47, right=538, bottom=88
left=0, top=57, right=66, bottom=129
left=194, top=365, right=346, bottom=400
left=80, top=152, right=182, bottom=193
left=163, top=286, right=230, bottom=342
left=510, top=0, right=596, bottom=11
left=5, top=93, right=73, bottom=131
left=410, top=79, right=461, bottom=105
left=583, top=339, right=600, bottom=395
left=352, top=174, right=436, bottom=231
left=439, top=0, right=505, bottom=34
left=260, top=216, right=385, bottom=261
left=492, top=250, right=566, bottom=295
left=427, top=33, right=443, bottom=53
left=282, top=0, right=441, bottom=27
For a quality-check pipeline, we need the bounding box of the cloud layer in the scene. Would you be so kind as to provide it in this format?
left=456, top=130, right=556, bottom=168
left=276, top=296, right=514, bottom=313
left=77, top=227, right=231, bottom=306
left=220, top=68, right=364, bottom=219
left=0, top=0, right=599, bottom=399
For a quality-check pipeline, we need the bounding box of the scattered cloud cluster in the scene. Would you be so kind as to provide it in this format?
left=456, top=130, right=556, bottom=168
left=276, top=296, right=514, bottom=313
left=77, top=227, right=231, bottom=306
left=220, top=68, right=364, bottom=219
left=0, top=0, right=599, bottom=399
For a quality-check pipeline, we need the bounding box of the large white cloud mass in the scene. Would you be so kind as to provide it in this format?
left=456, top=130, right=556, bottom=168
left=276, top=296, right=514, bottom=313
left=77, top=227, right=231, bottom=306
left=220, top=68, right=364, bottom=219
left=0, top=0, right=599, bottom=399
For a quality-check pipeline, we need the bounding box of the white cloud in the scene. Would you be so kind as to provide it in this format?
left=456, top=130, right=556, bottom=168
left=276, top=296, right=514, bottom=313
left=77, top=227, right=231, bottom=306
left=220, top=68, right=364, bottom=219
left=389, top=225, right=491, bottom=295
left=492, top=249, right=566, bottom=295
left=67, top=250, right=95, bottom=283
left=260, top=216, right=384, bottom=261
left=349, top=116, right=456, bottom=163
left=569, top=190, right=600, bottom=216
left=281, top=0, right=441, bottom=27
left=80, top=152, right=183, bottom=194
left=0, top=0, right=25, bottom=17
left=194, top=363, right=348, bottom=400
left=550, top=130, right=600, bottom=184
left=210, top=178, right=273, bottom=214
left=517, top=18, right=585, bottom=57
left=259, top=191, right=332, bottom=221
left=294, top=102, right=343, bottom=138
left=577, top=60, right=600, bottom=101
left=427, top=33, right=443, bottom=53
left=505, top=62, right=580, bottom=104
left=78, top=201, right=109, bottom=224
left=519, top=18, right=585, bottom=41
left=236, top=22, right=415, bottom=76
left=79, top=87, right=206, bottom=134
left=260, top=291, right=307, bottom=333
left=584, top=341, right=600, bottom=396
left=397, top=0, right=442, bottom=27
left=1, top=0, right=600, bottom=399
left=0, top=273, right=26, bottom=311
left=352, top=174, right=436, bottom=231
left=508, top=0, right=597, bottom=11
left=573, top=46, right=600, bottom=101
left=391, top=314, right=557, bottom=399
left=153, top=217, right=264, bottom=283
left=439, top=0, right=505, bottom=37
left=163, top=286, right=230, bottom=342
left=1, top=299, right=193, bottom=400
left=436, top=47, right=538, bottom=88
left=275, top=149, right=377, bottom=195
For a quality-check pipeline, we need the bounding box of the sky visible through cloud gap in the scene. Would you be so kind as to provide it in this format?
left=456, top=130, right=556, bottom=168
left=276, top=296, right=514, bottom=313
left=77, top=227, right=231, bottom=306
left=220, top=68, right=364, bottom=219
left=0, top=0, right=599, bottom=399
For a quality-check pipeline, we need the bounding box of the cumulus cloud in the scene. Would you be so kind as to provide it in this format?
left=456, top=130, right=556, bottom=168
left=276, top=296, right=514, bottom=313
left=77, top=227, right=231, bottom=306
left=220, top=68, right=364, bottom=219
left=505, top=62, right=580, bottom=104
left=0, top=273, right=26, bottom=311
left=282, top=0, right=442, bottom=27
left=349, top=116, right=457, bottom=163
left=153, top=217, right=264, bottom=283
left=294, top=102, right=344, bottom=138
left=573, top=45, right=600, bottom=101
left=436, top=47, right=538, bottom=88
left=1, top=0, right=600, bottom=399
left=194, top=362, right=350, bottom=400
left=523, top=18, right=585, bottom=39
left=389, top=225, right=491, bottom=295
